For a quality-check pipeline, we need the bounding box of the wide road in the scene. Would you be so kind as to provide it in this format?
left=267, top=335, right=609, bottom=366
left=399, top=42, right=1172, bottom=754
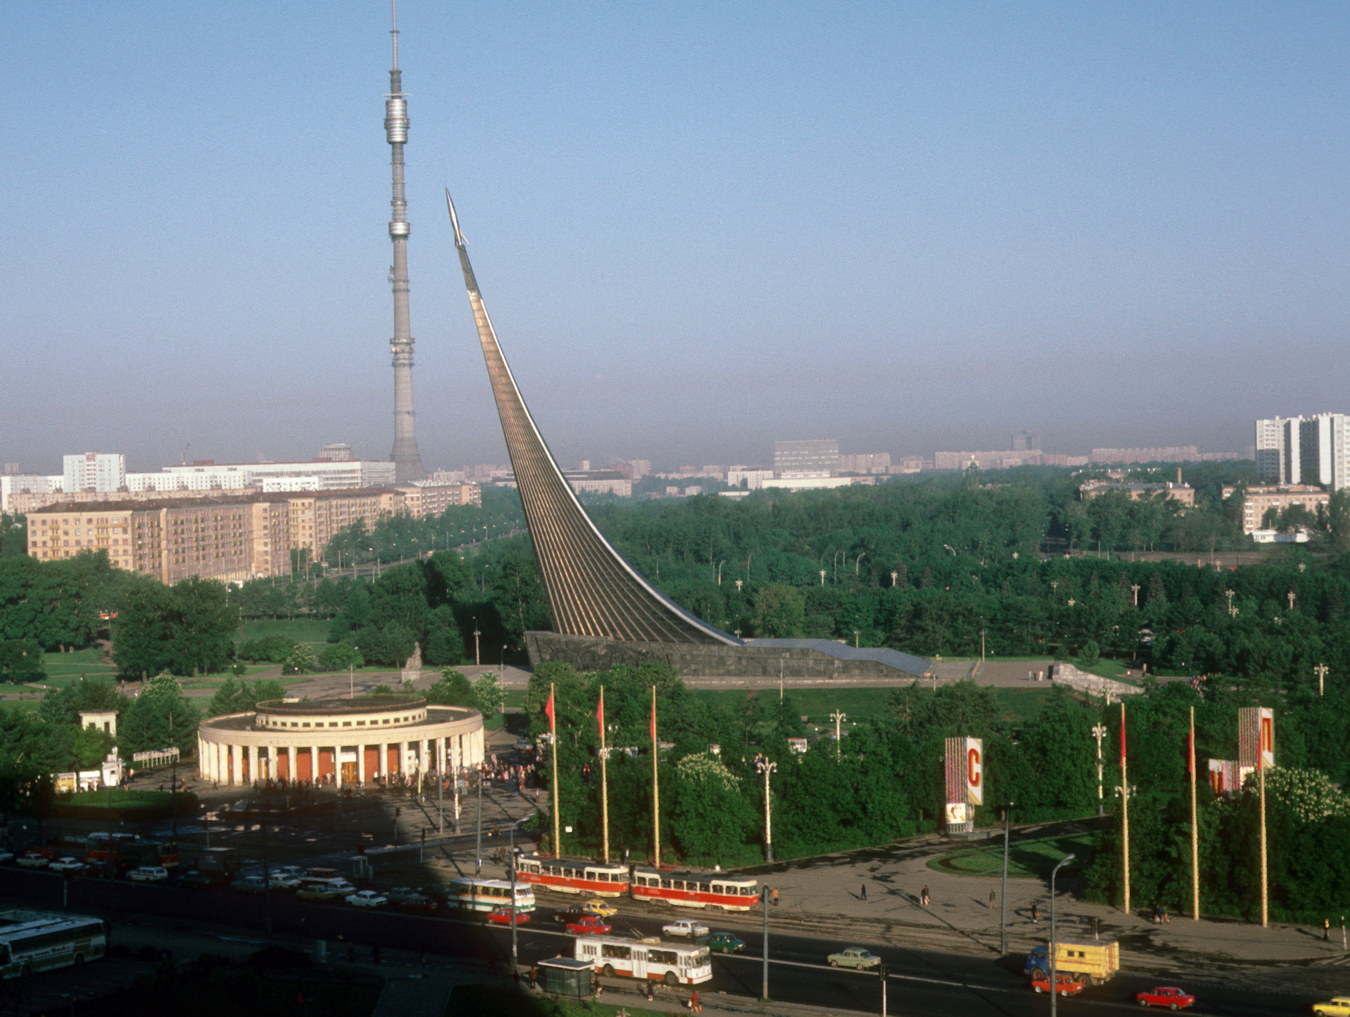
left=1, top=869, right=1317, bottom=1017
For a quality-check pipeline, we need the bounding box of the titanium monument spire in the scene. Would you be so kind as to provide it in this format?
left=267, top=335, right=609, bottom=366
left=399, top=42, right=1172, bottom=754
left=386, top=0, right=424, bottom=482
left=445, top=193, right=739, bottom=646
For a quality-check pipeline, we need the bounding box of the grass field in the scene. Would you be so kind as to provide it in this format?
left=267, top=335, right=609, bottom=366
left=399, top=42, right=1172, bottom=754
left=932, top=830, right=1096, bottom=879
left=239, top=618, right=332, bottom=645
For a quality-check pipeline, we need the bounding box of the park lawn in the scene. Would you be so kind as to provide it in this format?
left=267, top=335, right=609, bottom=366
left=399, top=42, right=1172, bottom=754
left=69, top=787, right=173, bottom=810
left=239, top=617, right=332, bottom=645
left=934, top=831, right=1096, bottom=879
left=37, top=646, right=118, bottom=683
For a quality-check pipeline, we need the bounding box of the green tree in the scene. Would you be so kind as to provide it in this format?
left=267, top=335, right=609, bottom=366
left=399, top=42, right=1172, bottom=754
left=426, top=669, right=474, bottom=706
left=118, top=674, right=199, bottom=756
left=282, top=644, right=320, bottom=675
left=471, top=673, right=505, bottom=722
left=751, top=584, right=806, bottom=637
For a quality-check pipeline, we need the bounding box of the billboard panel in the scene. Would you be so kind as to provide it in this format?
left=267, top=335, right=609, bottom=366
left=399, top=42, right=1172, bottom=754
left=1238, top=707, right=1275, bottom=770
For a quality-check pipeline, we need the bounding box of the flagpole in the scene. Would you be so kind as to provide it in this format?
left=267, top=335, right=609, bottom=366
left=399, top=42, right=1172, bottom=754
left=1258, top=743, right=1268, bottom=928
left=1121, top=702, right=1131, bottom=917
left=599, top=686, right=610, bottom=864
left=651, top=685, right=661, bottom=869
left=549, top=682, right=560, bottom=858
left=1189, top=706, right=1199, bottom=921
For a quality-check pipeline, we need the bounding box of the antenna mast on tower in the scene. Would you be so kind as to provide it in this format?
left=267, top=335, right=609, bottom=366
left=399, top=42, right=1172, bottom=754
left=386, top=0, right=424, bottom=482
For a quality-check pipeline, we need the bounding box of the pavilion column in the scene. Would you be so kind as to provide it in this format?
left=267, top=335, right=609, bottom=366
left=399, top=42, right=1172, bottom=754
left=380, top=741, right=389, bottom=781
left=357, top=742, right=367, bottom=785
left=399, top=741, right=409, bottom=777
left=419, top=738, right=429, bottom=775
left=215, top=742, right=226, bottom=783
left=287, top=745, right=296, bottom=782
left=334, top=746, right=343, bottom=788
left=247, top=745, right=259, bottom=784
left=310, top=744, right=320, bottom=784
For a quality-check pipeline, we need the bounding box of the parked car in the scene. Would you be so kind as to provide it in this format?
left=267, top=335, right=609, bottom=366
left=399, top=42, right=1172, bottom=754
left=566, top=914, right=612, bottom=936
left=582, top=899, right=618, bottom=918
left=16, top=852, right=50, bottom=869
left=128, top=865, right=170, bottom=882
left=1030, top=973, right=1085, bottom=996
left=827, top=947, right=882, bottom=970
left=346, top=890, right=389, bottom=909
left=703, top=932, right=745, bottom=953
left=663, top=919, right=710, bottom=939
left=486, top=906, right=531, bottom=925
left=1135, top=986, right=1195, bottom=1009
left=175, top=869, right=218, bottom=889
left=231, top=875, right=269, bottom=894
left=267, top=872, right=302, bottom=889
left=49, top=856, right=86, bottom=873
left=1312, top=997, right=1350, bottom=1017
left=0, top=849, right=16, bottom=864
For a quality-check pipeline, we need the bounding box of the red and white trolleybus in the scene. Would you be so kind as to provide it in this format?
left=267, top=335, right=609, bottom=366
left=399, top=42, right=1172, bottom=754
left=574, top=935, right=712, bottom=986
left=514, top=854, right=630, bottom=897
left=630, top=868, right=759, bottom=911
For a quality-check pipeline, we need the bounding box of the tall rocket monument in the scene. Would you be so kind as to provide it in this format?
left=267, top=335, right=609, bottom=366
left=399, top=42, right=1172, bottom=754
left=385, top=1, right=424, bottom=482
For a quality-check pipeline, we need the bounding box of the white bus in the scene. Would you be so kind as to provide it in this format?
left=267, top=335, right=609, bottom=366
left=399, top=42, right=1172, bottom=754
left=445, top=877, right=535, bottom=913
left=575, top=935, right=712, bottom=986
left=0, top=910, right=107, bottom=979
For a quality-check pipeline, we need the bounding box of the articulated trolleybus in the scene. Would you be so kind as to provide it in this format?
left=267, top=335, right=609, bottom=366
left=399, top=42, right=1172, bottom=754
left=0, top=909, right=107, bottom=979
left=445, top=877, right=536, bottom=913
left=575, top=936, right=712, bottom=986
left=630, top=868, right=759, bottom=911
left=515, top=854, right=630, bottom=897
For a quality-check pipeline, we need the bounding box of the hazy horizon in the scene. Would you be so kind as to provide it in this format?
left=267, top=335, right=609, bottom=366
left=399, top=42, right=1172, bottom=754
left=4, top=3, right=1346, bottom=476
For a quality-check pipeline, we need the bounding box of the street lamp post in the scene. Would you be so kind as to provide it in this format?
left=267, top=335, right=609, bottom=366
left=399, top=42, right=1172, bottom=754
left=999, top=802, right=1013, bottom=955
left=472, top=618, right=480, bottom=667
left=1049, top=853, right=1076, bottom=1017
left=757, top=758, right=777, bottom=863
left=830, top=710, right=846, bottom=759
left=1315, top=662, right=1329, bottom=698
left=1091, top=723, right=1106, bottom=815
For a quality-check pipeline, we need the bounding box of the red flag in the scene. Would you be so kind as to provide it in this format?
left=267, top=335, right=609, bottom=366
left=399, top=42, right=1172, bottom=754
left=597, top=686, right=605, bottom=739
left=1119, top=704, right=1127, bottom=769
left=545, top=686, right=555, bottom=734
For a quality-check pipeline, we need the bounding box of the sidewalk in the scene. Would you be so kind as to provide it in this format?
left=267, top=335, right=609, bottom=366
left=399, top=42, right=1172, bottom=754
left=753, top=829, right=1350, bottom=975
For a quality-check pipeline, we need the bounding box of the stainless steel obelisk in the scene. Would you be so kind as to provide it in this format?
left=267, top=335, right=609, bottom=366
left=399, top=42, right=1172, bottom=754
left=386, top=1, right=424, bottom=482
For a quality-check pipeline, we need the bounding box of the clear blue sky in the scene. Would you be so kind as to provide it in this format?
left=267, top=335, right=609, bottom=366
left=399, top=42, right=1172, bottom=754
left=4, top=1, right=1349, bottom=474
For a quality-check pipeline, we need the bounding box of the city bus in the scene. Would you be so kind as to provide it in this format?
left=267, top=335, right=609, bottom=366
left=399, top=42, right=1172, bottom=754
left=514, top=854, right=630, bottom=897
left=444, top=877, right=535, bottom=913
left=630, top=868, right=759, bottom=911
left=0, top=910, right=107, bottom=979
left=574, top=935, right=712, bottom=986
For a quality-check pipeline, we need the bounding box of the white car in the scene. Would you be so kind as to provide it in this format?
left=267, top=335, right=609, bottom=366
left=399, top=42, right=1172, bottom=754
left=49, top=856, right=86, bottom=873
left=662, top=919, right=710, bottom=939
left=268, top=872, right=302, bottom=889
left=128, top=865, right=169, bottom=882
left=17, top=852, right=51, bottom=868
left=345, top=890, right=389, bottom=908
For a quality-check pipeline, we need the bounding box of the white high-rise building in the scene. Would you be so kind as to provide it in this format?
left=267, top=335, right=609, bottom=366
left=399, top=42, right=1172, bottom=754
left=63, top=452, right=126, bottom=493
left=1255, top=413, right=1350, bottom=490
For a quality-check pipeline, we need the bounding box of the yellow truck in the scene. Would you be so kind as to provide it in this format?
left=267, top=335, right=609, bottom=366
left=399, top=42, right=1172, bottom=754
left=1024, top=940, right=1120, bottom=986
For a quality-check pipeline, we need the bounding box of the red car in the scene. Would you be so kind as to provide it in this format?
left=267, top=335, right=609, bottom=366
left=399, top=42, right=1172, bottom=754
left=1030, top=973, right=1085, bottom=996
left=486, top=906, right=531, bottom=926
left=566, top=914, right=612, bottom=936
left=1136, top=986, right=1195, bottom=1009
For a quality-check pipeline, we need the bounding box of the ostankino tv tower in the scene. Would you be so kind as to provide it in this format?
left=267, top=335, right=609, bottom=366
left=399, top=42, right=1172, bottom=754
left=386, top=1, right=424, bottom=482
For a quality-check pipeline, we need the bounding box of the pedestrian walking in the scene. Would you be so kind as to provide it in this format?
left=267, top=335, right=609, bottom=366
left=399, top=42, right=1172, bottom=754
left=921, top=884, right=929, bottom=907
left=988, top=888, right=996, bottom=909
left=861, top=883, right=867, bottom=901
left=1031, top=902, right=1040, bottom=923
left=1326, top=918, right=1332, bottom=942
left=771, top=887, right=780, bottom=906
left=690, top=990, right=702, bottom=1013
